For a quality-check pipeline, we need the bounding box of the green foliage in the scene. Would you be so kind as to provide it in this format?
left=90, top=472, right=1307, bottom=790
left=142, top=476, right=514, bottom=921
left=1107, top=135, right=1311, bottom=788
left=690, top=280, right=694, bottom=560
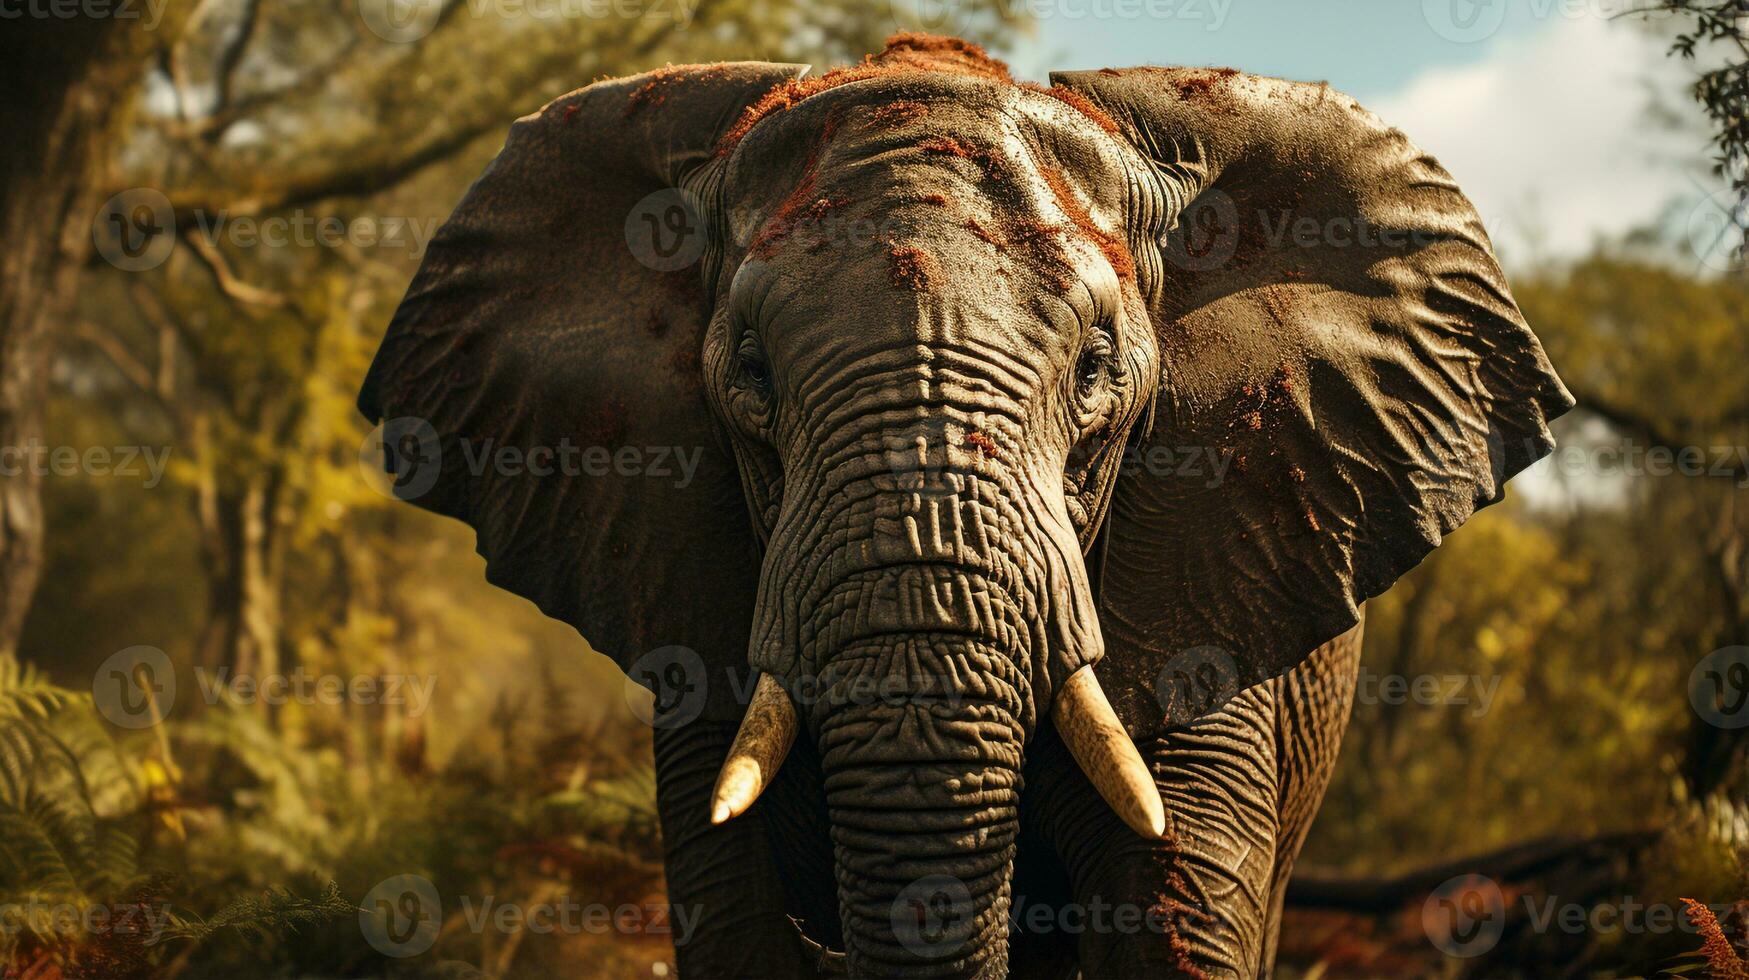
left=18, top=2, right=1746, bottom=976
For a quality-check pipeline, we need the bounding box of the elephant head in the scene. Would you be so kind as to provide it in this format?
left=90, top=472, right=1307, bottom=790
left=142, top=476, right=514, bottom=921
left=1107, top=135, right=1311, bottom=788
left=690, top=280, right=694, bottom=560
left=359, top=35, right=1571, bottom=978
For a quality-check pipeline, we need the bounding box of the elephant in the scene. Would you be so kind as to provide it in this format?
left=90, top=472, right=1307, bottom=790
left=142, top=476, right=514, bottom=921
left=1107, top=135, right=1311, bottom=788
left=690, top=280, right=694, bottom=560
left=358, top=34, right=1573, bottom=979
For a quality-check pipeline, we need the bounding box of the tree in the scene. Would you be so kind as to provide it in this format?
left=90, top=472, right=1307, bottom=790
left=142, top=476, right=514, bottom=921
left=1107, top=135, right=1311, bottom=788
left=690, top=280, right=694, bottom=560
left=0, top=12, right=194, bottom=657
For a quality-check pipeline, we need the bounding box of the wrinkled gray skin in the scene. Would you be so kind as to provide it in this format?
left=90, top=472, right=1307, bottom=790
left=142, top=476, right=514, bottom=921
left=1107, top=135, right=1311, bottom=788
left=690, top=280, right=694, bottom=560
left=360, top=39, right=1572, bottom=980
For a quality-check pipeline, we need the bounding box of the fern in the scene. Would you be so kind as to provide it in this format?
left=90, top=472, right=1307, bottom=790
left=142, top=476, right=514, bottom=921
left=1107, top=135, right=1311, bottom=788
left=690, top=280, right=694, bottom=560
left=157, top=881, right=354, bottom=946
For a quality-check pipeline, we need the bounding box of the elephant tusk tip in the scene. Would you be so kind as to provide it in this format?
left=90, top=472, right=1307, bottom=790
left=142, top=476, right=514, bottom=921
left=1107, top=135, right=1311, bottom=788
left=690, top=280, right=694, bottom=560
left=1054, top=665, right=1172, bottom=842
left=709, top=755, right=764, bottom=824
left=1135, top=797, right=1167, bottom=839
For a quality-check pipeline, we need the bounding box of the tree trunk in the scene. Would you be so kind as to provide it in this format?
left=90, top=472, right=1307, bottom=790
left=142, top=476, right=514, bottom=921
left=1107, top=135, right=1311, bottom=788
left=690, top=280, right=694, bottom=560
left=0, top=18, right=185, bottom=656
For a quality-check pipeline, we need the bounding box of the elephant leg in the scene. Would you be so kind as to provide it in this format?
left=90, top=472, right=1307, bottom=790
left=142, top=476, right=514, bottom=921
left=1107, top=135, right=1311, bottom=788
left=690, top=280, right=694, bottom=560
left=1259, top=618, right=1364, bottom=971
left=1021, top=620, right=1364, bottom=980
left=654, top=719, right=820, bottom=979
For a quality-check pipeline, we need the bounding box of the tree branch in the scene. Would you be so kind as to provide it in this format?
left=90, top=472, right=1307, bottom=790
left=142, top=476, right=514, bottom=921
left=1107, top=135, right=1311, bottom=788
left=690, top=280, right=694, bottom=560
left=177, top=229, right=286, bottom=309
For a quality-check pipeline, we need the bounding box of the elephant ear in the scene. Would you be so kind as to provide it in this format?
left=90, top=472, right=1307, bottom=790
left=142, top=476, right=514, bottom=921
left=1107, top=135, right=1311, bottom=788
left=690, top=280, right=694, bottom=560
left=358, top=63, right=807, bottom=722
left=1049, top=68, right=1574, bottom=736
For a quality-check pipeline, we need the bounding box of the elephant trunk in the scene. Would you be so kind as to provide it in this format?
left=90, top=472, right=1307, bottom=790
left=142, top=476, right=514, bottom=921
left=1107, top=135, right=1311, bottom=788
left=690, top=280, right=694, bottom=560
left=735, top=412, right=1139, bottom=974
left=784, top=461, right=1051, bottom=977
left=819, top=633, right=1022, bottom=978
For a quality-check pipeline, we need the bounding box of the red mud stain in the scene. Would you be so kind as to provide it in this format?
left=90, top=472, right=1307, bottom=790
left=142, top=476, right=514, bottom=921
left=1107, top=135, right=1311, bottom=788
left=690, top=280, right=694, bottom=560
left=1257, top=283, right=1296, bottom=327
left=963, top=216, right=1004, bottom=248
left=917, top=193, right=949, bottom=207
left=1020, top=82, right=1120, bottom=134
left=964, top=431, right=1002, bottom=461
left=1148, top=849, right=1212, bottom=980
left=749, top=162, right=823, bottom=258
left=887, top=245, right=936, bottom=291
left=918, top=135, right=1006, bottom=182
left=869, top=99, right=930, bottom=127
left=625, top=64, right=727, bottom=117
left=717, top=34, right=1011, bottom=156
left=1038, top=166, right=1135, bottom=281
left=1178, top=76, right=1216, bottom=98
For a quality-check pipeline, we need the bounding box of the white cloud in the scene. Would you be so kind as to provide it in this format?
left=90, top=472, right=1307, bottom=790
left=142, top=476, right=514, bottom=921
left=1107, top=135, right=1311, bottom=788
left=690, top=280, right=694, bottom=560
left=1371, top=13, right=1716, bottom=265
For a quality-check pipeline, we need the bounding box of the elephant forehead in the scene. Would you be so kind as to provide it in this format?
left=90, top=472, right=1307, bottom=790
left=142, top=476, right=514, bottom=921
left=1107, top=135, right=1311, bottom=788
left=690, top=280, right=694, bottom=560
left=731, top=95, right=1129, bottom=320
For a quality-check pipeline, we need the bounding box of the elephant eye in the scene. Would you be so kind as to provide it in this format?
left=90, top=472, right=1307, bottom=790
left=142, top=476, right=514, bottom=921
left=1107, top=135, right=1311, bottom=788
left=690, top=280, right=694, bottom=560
left=735, top=337, right=772, bottom=395
left=1075, top=332, right=1114, bottom=396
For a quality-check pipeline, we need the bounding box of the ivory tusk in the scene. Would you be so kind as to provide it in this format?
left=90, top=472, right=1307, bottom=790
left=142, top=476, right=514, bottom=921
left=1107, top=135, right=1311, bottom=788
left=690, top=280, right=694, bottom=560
left=1053, top=665, right=1168, bottom=839
left=710, top=672, right=797, bottom=824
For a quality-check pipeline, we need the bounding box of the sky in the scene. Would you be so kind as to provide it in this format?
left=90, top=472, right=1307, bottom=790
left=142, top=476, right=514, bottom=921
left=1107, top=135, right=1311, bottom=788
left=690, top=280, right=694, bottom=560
left=978, top=0, right=1728, bottom=265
